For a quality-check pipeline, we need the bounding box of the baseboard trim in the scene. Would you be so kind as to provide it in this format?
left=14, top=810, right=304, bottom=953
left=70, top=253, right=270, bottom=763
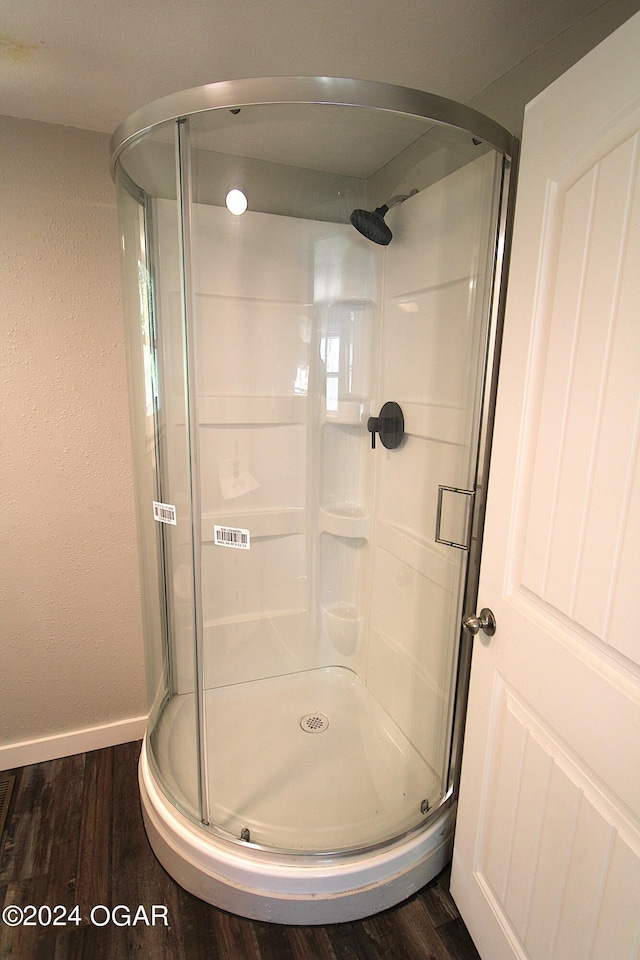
left=0, top=716, right=148, bottom=770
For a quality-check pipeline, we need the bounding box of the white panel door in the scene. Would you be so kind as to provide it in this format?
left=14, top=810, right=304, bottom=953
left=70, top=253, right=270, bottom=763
left=451, top=12, right=640, bottom=960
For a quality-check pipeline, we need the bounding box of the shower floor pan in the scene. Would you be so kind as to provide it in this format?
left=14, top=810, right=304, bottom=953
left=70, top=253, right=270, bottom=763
left=142, top=667, right=455, bottom=922
left=154, top=666, right=442, bottom=851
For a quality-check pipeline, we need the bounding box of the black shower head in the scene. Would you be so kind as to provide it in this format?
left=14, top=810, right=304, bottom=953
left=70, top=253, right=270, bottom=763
left=350, top=205, right=392, bottom=245
left=349, top=190, right=418, bottom=246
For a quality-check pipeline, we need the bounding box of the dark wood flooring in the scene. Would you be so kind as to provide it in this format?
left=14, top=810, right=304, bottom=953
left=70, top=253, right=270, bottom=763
left=0, top=741, right=480, bottom=960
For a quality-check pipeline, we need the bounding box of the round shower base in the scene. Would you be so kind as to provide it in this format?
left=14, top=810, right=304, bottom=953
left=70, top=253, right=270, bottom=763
left=139, top=738, right=455, bottom=924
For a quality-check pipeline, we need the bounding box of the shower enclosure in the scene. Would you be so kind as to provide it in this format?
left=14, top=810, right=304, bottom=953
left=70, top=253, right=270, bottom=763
left=111, top=78, right=516, bottom=923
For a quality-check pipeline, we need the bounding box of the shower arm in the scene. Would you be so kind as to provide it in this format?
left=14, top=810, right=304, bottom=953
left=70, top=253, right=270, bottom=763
left=382, top=189, right=418, bottom=211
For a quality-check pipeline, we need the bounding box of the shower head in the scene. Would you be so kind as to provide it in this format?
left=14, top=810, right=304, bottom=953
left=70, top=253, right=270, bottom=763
left=350, top=190, right=418, bottom=245
left=350, top=206, right=393, bottom=245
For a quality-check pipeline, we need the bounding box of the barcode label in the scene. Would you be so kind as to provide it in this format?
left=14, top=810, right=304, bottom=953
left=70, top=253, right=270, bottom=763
left=214, top=524, right=250, bottom=550
left=153, top=501, right=177, bottom=525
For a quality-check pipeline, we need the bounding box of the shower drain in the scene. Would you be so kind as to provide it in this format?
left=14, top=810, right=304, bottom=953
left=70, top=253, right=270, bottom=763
left=300, top=712, right=329, bottom=734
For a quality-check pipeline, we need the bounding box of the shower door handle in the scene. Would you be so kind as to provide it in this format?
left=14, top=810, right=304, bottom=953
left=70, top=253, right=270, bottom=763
left=462, top=608, right=496, bottom=637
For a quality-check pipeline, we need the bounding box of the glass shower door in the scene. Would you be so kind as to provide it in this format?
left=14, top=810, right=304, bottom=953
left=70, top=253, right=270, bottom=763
left=177, top=104, right=505, bottom=853
left=368, top=153, right=501, bottom=809
left=115, top=130, right=204, bottom=826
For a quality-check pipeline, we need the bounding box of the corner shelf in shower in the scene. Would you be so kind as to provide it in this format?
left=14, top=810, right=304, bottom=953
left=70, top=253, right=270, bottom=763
left=319, top=505, right=370, bottom=540
left=198, top=395, right=307, bottom=426
left=319, top=398, right=472, bottom=443
left=201, top=508, right=305, bottom=541
left=202, top=609, right=313, bottom=689
left=201, top=507, right=371, bottom=542
left=321, top=398, right=370, bottom=427
left=196, top=395, right=374, bottom=432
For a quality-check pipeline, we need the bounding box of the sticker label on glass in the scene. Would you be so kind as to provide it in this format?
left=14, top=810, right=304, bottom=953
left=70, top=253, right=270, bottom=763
left=153, top=501, right=177, bottom=525
left=214, top=525, right=250, bottom=550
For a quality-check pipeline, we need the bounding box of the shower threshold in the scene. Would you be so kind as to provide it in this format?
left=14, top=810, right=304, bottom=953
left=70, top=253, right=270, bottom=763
left=153, top=666, right=441, bottom=853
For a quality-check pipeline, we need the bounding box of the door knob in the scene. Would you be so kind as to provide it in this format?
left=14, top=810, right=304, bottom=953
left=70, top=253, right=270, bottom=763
left=462, top=608, right=496, bottom=637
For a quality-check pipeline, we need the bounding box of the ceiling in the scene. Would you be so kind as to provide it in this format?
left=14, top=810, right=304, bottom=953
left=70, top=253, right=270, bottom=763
left=1, top=0, right=639, bottom=138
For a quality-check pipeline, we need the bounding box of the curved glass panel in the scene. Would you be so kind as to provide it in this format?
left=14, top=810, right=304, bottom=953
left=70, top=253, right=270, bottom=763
left=116, top=122, right=202, bottom=822
left=115, top=86, right=511, bottom=854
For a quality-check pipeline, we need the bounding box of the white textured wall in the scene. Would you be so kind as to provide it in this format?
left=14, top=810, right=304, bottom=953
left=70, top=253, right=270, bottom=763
left=0, top=115, right=146, bottom=759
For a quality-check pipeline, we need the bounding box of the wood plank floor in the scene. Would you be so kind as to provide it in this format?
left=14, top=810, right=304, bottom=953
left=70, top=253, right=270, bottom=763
left=0, top=742, right=480, bottom=960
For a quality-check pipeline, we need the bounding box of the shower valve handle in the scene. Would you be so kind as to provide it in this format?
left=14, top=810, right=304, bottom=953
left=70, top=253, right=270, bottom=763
left=367, top=416, right=379, bottom=448
left=367, top=401, right=404, bottom=450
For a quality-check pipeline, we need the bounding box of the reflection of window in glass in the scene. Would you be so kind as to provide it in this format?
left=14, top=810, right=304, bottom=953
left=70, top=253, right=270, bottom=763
left=347, top=340, right=355, bottom=395
left=321, top=334, right=340, bottom=412
left=293, top=365, right=309, bottom=396
left=138, top=259, right=157, bottom=418
left=325, top=336, right=340, bottom=373
left=325, top=377, right=339, bottom=412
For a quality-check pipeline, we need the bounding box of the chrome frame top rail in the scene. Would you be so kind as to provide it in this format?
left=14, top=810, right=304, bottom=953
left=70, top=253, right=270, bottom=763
left=110, top=75, right=517, bottom=176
